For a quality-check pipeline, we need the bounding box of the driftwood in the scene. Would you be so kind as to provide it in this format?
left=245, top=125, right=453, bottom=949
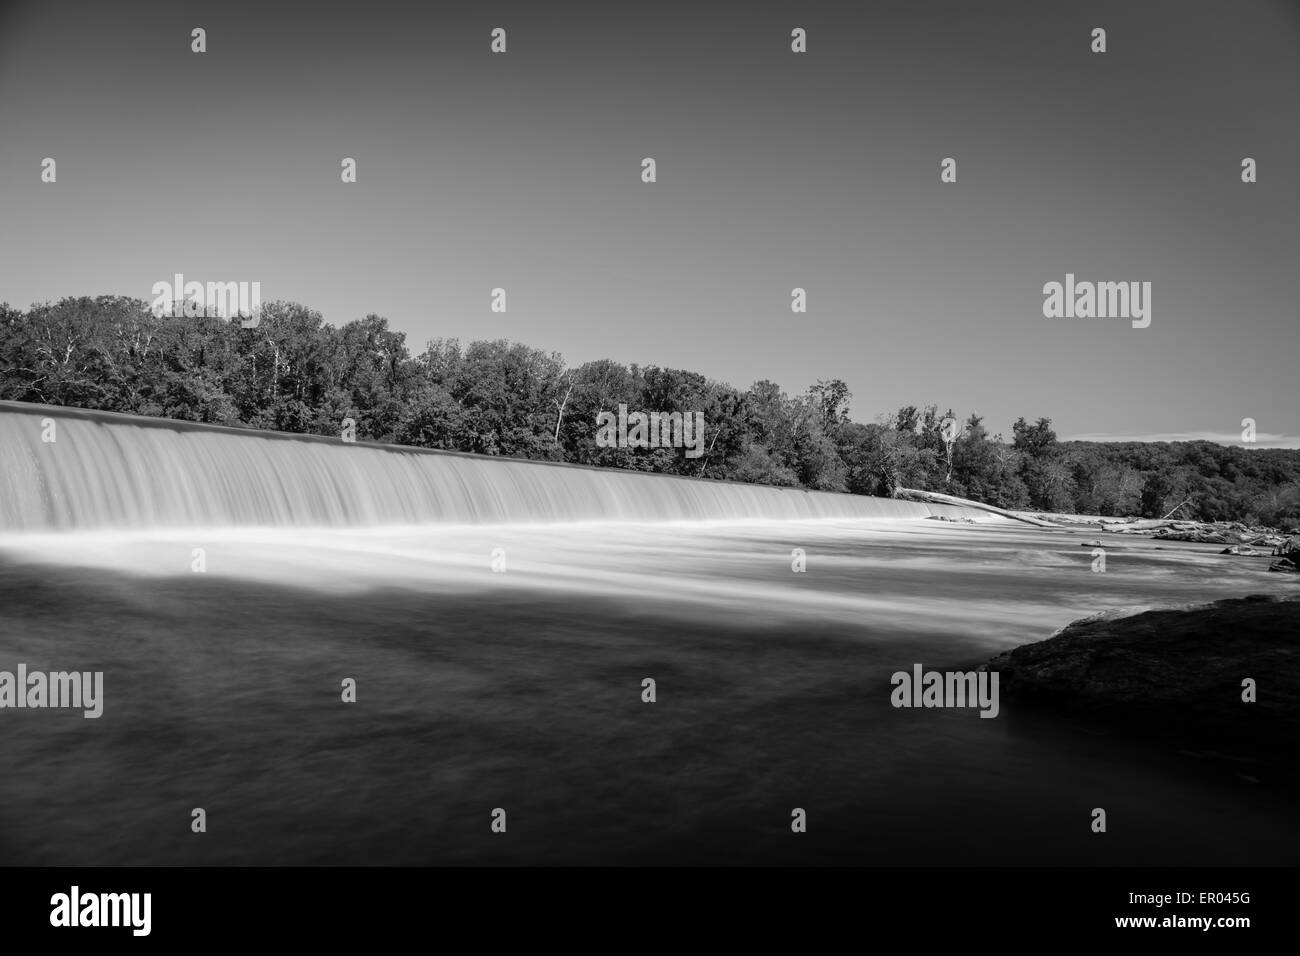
left=894, top=488, right=1062, bottom=528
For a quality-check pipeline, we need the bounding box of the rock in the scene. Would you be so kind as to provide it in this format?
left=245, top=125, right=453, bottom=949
left=1269, top=539, right=1300, bottom=572
left=1221, top=545, right=1260, bottom=556
left=984, top=595, right=1300, bottom=784
left=1081, top=540, right=1102, bottom=547
left=1153, top=529, right=1230, bottom=544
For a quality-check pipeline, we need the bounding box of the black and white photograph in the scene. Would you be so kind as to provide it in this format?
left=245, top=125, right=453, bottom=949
left=0, top=0, right=1295, bottom=941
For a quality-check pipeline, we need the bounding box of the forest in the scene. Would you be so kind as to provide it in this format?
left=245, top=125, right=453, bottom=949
left=3, top=295, right=1297, bottom=527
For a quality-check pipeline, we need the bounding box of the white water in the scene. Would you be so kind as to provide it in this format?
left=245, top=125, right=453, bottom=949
left=0, top=402, right=985, bottom=532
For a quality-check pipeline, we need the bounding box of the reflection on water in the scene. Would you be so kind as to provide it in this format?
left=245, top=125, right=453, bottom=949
left=1, top=519, right=1296, bottom=865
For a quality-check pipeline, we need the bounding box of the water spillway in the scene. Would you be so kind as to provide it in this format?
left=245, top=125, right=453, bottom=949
left=0, top=401, right=984, bottom=532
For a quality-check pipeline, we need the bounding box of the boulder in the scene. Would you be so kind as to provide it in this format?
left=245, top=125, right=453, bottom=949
left=984, top=595, right=1300, bottom=783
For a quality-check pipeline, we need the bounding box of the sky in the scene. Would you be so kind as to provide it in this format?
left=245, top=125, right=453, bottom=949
left=1, top=0, right=1297, bottom=446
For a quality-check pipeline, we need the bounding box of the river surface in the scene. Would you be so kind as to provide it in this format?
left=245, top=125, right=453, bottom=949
left=1, top=518, right=1295, bottom=865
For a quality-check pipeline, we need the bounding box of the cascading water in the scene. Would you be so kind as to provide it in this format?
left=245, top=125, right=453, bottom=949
left=0, top=401, right=981, bottom=532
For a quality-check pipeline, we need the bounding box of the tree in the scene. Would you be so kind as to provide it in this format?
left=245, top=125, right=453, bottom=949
left=1140, top=471, right=1174, bottom=518
left=808, top=378, right=852, bottom=432
left=1012, top=416, right=1058, bottom=459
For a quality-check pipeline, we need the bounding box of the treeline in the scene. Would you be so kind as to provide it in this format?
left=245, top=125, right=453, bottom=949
left=2, top=296, right=1297, bottom=527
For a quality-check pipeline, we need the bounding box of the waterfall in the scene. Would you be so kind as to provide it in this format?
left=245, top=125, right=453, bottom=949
left=0, top=401, right=982, bottom=532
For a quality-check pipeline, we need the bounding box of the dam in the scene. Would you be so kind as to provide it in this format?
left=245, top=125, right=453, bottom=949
left=0, top=400, right=983, bottom=532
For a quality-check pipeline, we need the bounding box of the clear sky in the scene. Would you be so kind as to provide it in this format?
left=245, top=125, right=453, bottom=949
left=1, top=0, right=1297, bottom=445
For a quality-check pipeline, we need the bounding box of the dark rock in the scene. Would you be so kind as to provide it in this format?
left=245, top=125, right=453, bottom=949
left=985, top=595, right=1300, bottom=783
left=1269, top=538, right=1300, bottom=573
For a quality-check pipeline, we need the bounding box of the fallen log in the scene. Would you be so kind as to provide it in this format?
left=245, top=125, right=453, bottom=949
left=894, top=488, right=1063, bottom=528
